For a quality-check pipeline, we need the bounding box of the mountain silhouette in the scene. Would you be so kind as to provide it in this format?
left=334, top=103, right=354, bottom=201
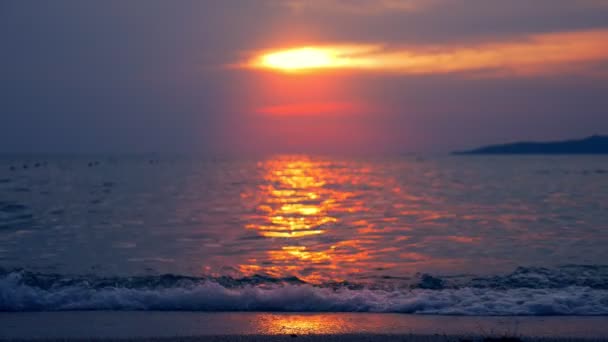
left=454, top=135, right=608, bottom=154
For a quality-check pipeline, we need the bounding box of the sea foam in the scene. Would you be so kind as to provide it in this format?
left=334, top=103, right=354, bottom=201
left=1, top=268, right=607, bottom=315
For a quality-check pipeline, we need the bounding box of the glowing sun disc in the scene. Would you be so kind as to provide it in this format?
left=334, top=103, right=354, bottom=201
left=259, top=47, right=335, bottom=71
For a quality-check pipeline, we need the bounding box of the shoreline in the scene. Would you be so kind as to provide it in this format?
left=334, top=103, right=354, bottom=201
left=2, top=336, right=605, bottom=342
left=1, top=312, right=607, bottom=341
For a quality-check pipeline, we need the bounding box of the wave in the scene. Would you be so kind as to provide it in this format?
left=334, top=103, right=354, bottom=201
left=1, top=266, right=608, bottom=315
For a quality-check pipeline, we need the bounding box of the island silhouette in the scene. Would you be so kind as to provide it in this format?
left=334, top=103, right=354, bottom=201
left=453, top=135, right=608, bottom=154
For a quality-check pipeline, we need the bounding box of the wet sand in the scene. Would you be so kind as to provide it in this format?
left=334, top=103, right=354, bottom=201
left=1, top=312, right=607, bottom=341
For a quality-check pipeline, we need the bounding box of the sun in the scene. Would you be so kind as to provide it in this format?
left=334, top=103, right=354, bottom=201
left=248, top=44, right=382, bottom=73
left=256, top=47, right=338, bottom=72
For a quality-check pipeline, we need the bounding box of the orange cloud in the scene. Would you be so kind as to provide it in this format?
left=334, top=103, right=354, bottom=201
left=244, top=29, right=608, bottom=77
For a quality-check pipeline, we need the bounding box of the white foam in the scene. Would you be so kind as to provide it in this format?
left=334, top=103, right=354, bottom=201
left=1, top=272, right=607, bottom=315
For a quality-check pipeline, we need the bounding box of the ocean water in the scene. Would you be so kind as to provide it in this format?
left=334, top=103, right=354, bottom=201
left=1, top=155, right=607, bottom=315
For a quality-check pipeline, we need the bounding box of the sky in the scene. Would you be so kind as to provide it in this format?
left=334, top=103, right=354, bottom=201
left=1, top=0, right=608, bottom=154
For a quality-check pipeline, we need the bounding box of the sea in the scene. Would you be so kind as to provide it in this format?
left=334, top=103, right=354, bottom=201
left=1, top=154, right=607, bottom=315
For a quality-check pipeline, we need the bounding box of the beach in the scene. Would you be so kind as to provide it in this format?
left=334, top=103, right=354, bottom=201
left=1, top=312, right=607, bottom=341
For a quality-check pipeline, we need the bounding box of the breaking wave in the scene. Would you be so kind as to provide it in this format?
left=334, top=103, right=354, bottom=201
left=1, top=266, right=608, bottom=315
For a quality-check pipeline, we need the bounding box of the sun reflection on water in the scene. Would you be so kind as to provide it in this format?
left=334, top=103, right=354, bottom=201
left=240, top=155, right=371, bottom=283
left=237, top=155, right=483, bottom=284
left=245, top=157, right=346, bottom=238
left=254, top=314, right=351, bottom=335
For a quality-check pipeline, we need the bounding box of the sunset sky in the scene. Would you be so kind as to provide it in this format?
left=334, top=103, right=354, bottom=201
left=2, top=0, right=608, bottom=154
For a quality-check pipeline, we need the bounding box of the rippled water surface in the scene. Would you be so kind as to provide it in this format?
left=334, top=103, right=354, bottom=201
left=1, top=155, right=608, bottom=314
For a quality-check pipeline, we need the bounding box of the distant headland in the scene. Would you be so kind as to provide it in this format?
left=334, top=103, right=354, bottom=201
left=453, top=135, right=608, bottom=155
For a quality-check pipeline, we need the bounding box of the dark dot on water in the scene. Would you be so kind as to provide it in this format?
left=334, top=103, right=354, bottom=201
left=22, top=164, right=28, bottom=169
left=9, top=166, right=16, bottom=171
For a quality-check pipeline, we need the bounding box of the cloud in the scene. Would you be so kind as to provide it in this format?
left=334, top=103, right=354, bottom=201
left=274, top=0, right=608, bottom=16
left=274, top=0, right=438, bottom=15
left=243, top=29, right=608, bottom=77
